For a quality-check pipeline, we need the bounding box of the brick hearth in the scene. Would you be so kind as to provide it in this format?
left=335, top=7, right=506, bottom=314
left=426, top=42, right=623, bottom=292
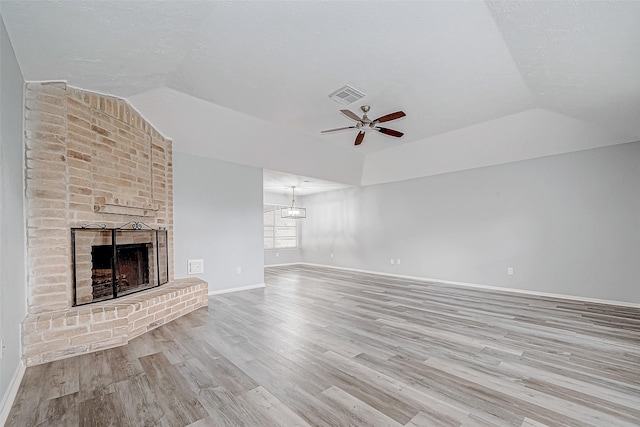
left=22, top=278, right=207, bottom=366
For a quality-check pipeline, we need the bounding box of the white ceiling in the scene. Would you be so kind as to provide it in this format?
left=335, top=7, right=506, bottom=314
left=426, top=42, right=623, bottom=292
left=2, top=1, right=639, bottom=186
left=263, top=170, right=351, bottom=196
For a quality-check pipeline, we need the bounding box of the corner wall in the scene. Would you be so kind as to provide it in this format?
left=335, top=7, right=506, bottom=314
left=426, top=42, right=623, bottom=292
left=0, top=13, right=26, bottom=409
left=301, top=142, right=640, bottom=304
left=174, top=152, right=264, bottom=292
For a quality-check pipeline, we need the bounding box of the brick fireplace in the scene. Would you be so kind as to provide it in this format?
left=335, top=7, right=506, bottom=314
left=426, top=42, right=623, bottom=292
left=22, top=82, right=208, bottom=366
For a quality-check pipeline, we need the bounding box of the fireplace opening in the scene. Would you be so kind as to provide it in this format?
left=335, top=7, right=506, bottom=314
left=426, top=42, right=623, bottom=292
left=72, top=226, right=169, bottom=306
left=91, top=243, right=151, bottom=300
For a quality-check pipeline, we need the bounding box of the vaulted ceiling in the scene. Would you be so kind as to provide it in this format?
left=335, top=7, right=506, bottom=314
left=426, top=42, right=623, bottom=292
left=2, top=1, right=639, bottom=186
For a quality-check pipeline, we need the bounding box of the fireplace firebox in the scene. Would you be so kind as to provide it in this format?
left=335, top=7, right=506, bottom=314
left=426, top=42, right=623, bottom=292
left=71, top=223, right=169, bottom=306
left=91, top=243, right=150, bottom=299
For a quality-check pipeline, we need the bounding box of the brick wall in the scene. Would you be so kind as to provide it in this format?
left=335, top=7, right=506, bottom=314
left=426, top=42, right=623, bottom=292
left=21, top=82, right=203, bottom=366
left=24, top=82, right=174, bottom=314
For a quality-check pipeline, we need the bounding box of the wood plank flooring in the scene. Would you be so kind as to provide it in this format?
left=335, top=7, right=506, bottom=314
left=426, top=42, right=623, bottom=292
left=6, top=265, right=640, bottom=426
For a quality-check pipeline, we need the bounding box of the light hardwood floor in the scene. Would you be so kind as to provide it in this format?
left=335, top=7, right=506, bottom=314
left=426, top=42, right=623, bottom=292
left=6, top=265, right=640, bottom=426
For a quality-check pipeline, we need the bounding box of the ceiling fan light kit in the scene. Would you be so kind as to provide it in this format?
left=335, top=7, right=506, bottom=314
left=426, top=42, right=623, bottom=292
left=282, top=186, right=306, bottom=219
left=321, top=105, right=406, bottom=146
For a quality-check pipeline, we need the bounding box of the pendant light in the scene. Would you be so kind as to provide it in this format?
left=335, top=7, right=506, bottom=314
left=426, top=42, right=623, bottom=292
left=281, top=186, right=306, bottom=219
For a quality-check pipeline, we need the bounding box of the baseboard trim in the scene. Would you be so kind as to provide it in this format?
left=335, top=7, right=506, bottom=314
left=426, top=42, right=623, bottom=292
left=208, top=283, right=266, bottom=296
left=264, top=262, right=300, bottom=267
left=281, top=262, right=640, bottom=309
left=0, top=361, right=26, bottom=426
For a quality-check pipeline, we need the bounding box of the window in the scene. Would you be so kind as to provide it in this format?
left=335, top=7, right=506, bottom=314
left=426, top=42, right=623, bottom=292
left=264, top=205, right=298, bottom=249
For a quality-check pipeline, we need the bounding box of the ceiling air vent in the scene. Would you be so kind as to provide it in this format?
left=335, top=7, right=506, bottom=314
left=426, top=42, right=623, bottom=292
left=329, top=85, right=365, bottom=105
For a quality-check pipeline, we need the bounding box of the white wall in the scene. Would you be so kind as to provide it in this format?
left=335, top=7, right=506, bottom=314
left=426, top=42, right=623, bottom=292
left=302, top=142, right=640, bottom=304
left=0, top=14, right=26, bottom=404
left=173, top=152, right=264, bottom=292
left=264, top=191, right=302, bottom=265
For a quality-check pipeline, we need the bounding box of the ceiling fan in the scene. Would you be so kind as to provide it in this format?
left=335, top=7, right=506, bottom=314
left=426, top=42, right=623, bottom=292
left=321, top=105, right=406, bottom=146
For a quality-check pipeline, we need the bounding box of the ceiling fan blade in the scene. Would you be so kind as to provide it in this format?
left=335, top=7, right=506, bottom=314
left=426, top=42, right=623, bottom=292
left=320, top=126, right=355, bottom=134
left=374, top=127, right=404, bottom=138
left=340, top=109, right=362, bottom=122
left=354, top=131, right=365, bottom=146
left=373, top=111, right=406, bottom=123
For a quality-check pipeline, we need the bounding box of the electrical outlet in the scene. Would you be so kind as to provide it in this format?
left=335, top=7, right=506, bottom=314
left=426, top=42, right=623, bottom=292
left=236, top=267, right=242, bottom=274
left=0, top=337, right=5, bottom=360
left=397, top=259, right=401, bottom=265
left=330, top=253, right=334, bottom=259
left=390, top=258, right=395, bottom=265
left=507, top=267, right=514, bottom=276
left=275, top=252, right=279, bottom=257
left=187, top=259, right=204, bottom=275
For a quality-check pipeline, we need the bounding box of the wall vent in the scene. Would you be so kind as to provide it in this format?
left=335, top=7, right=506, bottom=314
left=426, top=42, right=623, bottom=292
left=329, top=85, right=365, bottom=105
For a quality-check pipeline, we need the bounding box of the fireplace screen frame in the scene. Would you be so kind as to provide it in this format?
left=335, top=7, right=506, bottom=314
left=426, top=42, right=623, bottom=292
left=71, top=224, right=169, bottom=306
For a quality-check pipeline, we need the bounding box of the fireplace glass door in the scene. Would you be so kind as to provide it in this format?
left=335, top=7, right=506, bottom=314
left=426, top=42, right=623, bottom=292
left=72, top=227, right=169, bottom=306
